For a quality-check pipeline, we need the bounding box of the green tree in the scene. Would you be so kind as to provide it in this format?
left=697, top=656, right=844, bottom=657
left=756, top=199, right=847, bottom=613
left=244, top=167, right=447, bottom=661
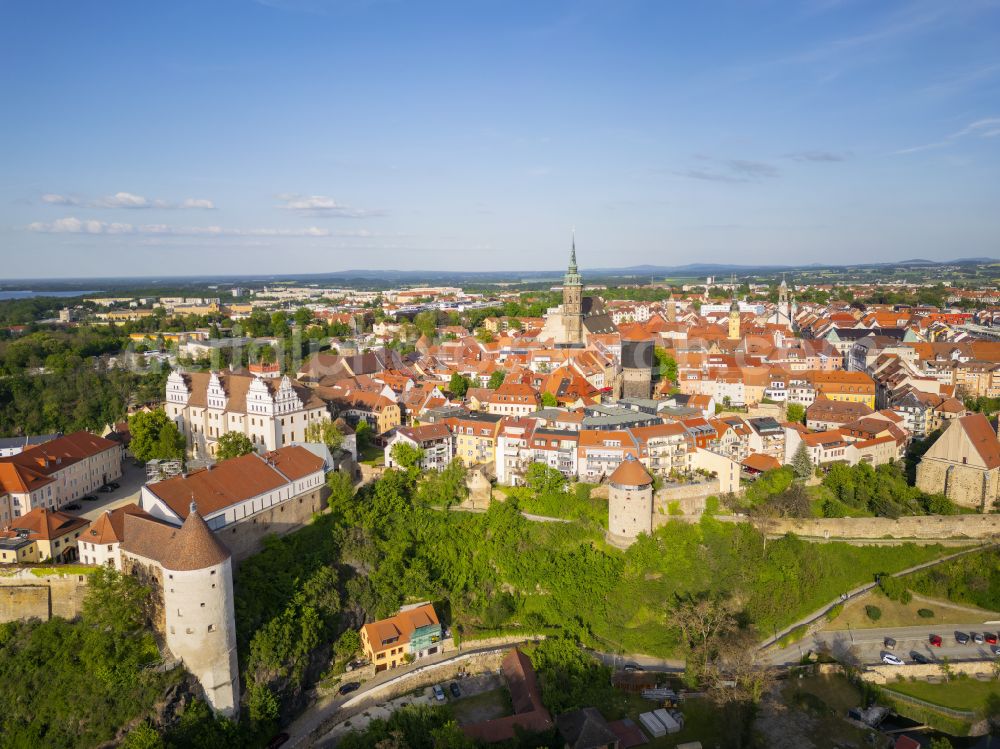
left=355, top=419, right=373, bottom=450
left=122, top=722, right=165, bottom=749
left=475, top=328, right=494, bottom=343
left=215, top=431, right=256, bottom=461
left=390, top=441, right=425, bottom=470
left=654, top=347, right=678, bottom=384
left=785, top=402, right=806, bottom=424
left=334, top=629, right=361, bottom=661
left=413, top=311, right=438, bottom=339
left=524, top=462, right=567, bottom=494
left=791, top=441, right=812, bottom=479
left=129, top=409, right=185, bottom=462
left=448, top=372, right=471, bottom=398
left=293, top=307, right=314, bottom=328
left=326, top=470, right=355, bottom=519
left=304, top=420, right=344, bottom=452
left=541, top=391, right=558, bottom=407
left=487, top=370, right=506, bottom=389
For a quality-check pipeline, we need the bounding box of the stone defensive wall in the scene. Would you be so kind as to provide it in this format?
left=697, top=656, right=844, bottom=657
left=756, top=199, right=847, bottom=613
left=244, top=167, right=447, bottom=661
left=862, top=659, right=997, bottom=685
left=0, top=568, right=90, bottom=624
left=711, top=513, right=1000, bottom=540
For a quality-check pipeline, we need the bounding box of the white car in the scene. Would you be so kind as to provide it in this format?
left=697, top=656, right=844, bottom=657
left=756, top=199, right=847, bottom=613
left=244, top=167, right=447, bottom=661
left=432, top=684, right=446, bottom=702
left=882, top=653, right=904, bottom=666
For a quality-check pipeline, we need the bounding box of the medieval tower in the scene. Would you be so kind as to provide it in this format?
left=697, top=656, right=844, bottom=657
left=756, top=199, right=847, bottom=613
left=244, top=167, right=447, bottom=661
left=606, top=455, right=655, bottom=547
left=121, top=503, right=240, bottom=717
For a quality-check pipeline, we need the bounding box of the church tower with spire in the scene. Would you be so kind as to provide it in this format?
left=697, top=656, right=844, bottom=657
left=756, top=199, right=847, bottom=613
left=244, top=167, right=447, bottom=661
left=779, top=274, right=790, bottom=322
left=728, top=280, right=741, bottom=341
left=563, top=233, right=584, bottom=346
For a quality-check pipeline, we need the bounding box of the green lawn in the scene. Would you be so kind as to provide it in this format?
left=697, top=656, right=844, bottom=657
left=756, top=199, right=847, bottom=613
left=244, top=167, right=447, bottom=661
left=883, top=677, right=1000, bottom=714
left=358, top=443, right=384, bottom=465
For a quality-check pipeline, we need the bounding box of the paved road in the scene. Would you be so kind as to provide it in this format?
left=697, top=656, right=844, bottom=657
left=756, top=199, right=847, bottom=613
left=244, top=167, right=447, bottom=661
left=766, top=623, right=1000, bottom=667
left=284, top=638, right=542, bottom=748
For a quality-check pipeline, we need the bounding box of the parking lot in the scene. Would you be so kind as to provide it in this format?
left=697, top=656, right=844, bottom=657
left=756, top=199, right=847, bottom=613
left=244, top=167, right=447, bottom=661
left=64, top=461, right=148, bottom=521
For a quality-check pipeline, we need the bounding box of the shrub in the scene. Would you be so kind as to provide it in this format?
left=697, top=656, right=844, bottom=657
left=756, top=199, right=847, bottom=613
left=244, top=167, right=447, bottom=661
left=705, top=495, right=720, bottom=515
left=878, top=575, right=912, bottom=604
left=865, top=605, right=882, bottom=622
left=825, top=603, right=843, bottom=622
left=917, top=608, right=934, bottom=618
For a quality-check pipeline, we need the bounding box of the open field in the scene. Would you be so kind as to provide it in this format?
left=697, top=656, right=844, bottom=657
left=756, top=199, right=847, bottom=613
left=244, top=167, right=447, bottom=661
left=883, top=677, right=1000, bottom=714
left=824, top=591, right=1000, bottom=631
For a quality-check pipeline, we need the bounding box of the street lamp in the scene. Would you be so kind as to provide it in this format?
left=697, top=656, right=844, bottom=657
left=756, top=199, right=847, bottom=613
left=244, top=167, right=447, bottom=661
left=848, top=621, right=854, bottom=644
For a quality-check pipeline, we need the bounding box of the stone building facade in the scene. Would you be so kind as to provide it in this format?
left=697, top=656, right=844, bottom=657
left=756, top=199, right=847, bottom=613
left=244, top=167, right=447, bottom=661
left=916, top=413, right=1000, bottom=511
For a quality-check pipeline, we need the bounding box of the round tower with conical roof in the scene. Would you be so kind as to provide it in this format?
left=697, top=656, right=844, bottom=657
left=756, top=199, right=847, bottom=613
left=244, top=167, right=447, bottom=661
left=606, top=455, right=655, bottom=548
left=161, top=502, right=239, bottom=717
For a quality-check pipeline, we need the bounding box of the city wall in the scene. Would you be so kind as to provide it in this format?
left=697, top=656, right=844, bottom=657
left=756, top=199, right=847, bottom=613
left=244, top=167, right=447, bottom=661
left=217, top=486, right=326, bottom=565
left=709, top=513, right=1000, bottom=540
left=862, top=660, right=998, bottom=685
left=0, top=570, right=90, bottom=623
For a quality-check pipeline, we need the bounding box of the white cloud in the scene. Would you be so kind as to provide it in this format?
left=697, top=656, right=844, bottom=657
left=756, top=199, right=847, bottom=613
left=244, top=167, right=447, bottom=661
left=39, top=191, right=216, bottom=209
left=180, top=198, right=216, bottom=209
left=40, top=193, right=80, bottom=206
left=277, top=193, right=382, bottom=217
left=92, top=191, right=152, bottom=209
left=26, top=218, right=329, bottom=237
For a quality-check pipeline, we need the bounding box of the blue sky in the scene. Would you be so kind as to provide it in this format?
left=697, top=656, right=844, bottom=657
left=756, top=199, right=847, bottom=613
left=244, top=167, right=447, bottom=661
left=1, top=0, right=999, bottom=278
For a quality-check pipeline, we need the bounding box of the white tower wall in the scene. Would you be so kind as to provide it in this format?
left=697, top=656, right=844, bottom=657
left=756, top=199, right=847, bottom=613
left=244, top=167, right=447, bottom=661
left=608, top=482, right=654, bottom=543
left=163, top=558, right=240, bottom=717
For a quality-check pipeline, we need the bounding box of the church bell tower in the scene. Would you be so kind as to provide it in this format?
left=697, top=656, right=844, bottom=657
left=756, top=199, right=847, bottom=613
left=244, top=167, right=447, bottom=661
left=563, top=233, right=583, bottom=345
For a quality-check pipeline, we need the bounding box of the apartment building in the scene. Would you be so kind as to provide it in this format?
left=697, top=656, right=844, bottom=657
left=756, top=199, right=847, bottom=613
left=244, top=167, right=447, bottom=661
left=0, top=431, right=123, bottom=522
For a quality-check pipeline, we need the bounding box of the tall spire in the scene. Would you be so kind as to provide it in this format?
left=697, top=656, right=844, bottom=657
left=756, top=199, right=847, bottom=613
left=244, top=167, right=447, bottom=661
left=569, top=229, right=578, bottom=274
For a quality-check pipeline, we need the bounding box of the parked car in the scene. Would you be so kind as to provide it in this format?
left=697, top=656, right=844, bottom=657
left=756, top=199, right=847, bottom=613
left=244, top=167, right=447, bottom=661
left=973, top=632, right=985, bottom=645
left=882, top=653, right=904, bottom=666
left=992, top=645, right=1000, bottom=656
left=266, top=733, right=289, bottom=749
left=62, top=502, right=81, bottom=511
left=623, top=662, right=642, bottom=672
left=883, top=637, right=896, bottom=650
left=449, top=682, right=461, bottom=698
left=82, top=495, right=98, bottom=502
left=985, top=632, right=998, bottom=645
left=930, top=634, right=943, bottom=647
left=956, top=632, right=970, bottom=645
left=99, top=485, right=114, bottom=493
left=338, top=682, right=360, bottom=696
left=432, top=684, right=445, bottom=702
left=108, top=481, right=120, bottom=490
left=910, top=652, right=929, bottom=664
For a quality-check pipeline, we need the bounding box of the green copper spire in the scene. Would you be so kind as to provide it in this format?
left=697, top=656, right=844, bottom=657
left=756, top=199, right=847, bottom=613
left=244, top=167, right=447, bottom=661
left=565, top=231, right=581, bottom=286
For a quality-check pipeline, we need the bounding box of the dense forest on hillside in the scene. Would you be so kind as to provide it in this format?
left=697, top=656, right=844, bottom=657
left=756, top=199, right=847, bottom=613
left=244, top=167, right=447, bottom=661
left=229, top=463, right=950, bottom=735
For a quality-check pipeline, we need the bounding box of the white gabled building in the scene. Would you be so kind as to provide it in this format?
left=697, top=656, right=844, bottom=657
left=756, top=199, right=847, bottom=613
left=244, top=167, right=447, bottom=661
left=165, top=368, right=329, bottom=458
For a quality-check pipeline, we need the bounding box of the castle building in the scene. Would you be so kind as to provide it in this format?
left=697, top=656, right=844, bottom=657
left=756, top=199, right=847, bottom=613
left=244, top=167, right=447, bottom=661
left=165, top=368, right=328, bottom=458
left=120, top=504, right=240, bottom=717
left=606, top=455, right=655, bottom=547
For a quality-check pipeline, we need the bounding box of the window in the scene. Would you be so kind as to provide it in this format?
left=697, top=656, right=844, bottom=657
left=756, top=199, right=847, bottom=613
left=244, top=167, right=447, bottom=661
left=208, top=624, right=218, bottom=633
